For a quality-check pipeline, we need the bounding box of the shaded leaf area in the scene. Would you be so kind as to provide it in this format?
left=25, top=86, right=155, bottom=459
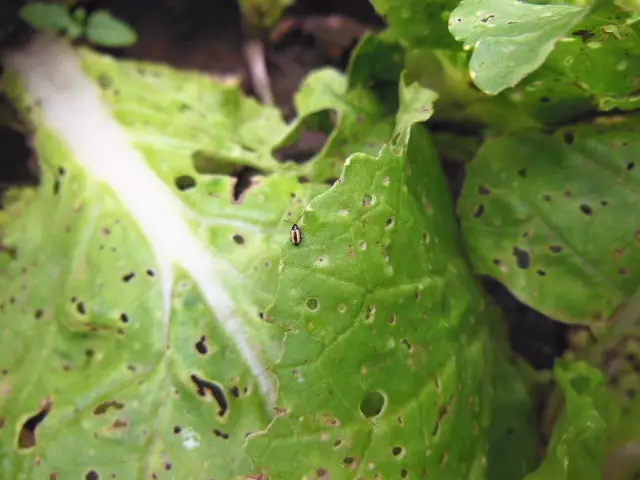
left=78, top=47, right=293, bottom=180
left=246, top=124, right=497, bottom=479
left=485, top=328, right=538, bottom=480
left=525, top=360, right=640, bottom=480
left=448, top=0, right=588, bottom=95
left=288, top=33, right=436, bottom=182
left=0, top=40, right=327, bottom=477
left=370, top=0, right=460, bottom=48
left=458, top=119, right=640, bottom=324
left=506, top=4, right=640, bottom=124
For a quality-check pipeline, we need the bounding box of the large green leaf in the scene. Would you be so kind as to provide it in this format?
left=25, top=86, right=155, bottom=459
left=505, top=4, right=640, bottom=123
left=245, top=118, right=497, bottom=477
left=78, top=45, right=293, bottom=177
left=449, top=0, right=588, bottom=94
left=458, top=119, right=640, bottom=325
left=0, top=33, right=326, bottom=478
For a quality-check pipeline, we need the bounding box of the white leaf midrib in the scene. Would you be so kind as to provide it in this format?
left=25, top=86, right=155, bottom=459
left=3, top=33, right=276, bottom=410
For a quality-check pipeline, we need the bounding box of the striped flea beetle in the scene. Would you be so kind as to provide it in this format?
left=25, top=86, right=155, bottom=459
left=283, top=213, right=303, bottom=246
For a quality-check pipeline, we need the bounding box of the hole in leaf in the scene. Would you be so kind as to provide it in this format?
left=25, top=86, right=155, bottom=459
left=213, top=429, right=229, bottom=439
left=76, top=302, right=87, bottom=315
left=579, top=204, right=592, bottom=215
left=122, top=272, right=135, bottom=282
left=401, top=468, right=408, bottom=478
left=306, top=298, right=319, bottom=311
left=385, top=217, right=394, bottom=229
left=360, top=391, right=385, bottom=418
left=232, top=234, right=245, bottom=245
left=536, top=270, right=547, bottom=276
left=18, top=399, right=52, bottom=449
left=120, top=313, right=129, bottom=324
left=472, top=204, right=484, bottom=218
left=362, top=194, right=373, bottom=207
left=93, top=400, right=124, bottom=415
left=53, top=179, right=61, bottom=195
left=365, top=305, right=375, bottom=322
left=492, top=258, right=501, bottom=266
left=85, top=471, right=99, bottom=480
left=190, top=374, right=228, bottom=417
left=175, top=175, right=196, bottom=191
left=512, top=247, right=530, bottom=269
left=627, top=162, right=635, bottom=171
left=229, top=385, right=240, bottom=398
left=478, top=185, right=490, bottom=195
left=146, top=269, right=155, bottom=277
left=195, top=336, right=208, bottom=355
left=388, top=314, right=396, bottom=325
left=391, top=446, right=404, bottom=457
left=432, top=403, right=450, bottom=436
left=34, top=309, right=43, bottom=320
left=333, top=439, right=342, bottom=448
left=173, top=425, right=181, bottom=434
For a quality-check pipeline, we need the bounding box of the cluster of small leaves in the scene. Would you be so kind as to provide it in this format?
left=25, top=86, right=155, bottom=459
left=19, top=2, right=137, bottom=47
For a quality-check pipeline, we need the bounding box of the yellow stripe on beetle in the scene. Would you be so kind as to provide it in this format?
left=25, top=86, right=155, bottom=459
left=283, top=213, right=303, bottom=246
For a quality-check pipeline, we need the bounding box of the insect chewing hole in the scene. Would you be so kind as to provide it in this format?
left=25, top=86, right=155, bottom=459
left=512, top=246, right=530, bottom=269
left=122, top=272, right=135, bottom=282
left=85, top=470, right=99, bottom=480
left=195, top=336, right=208, bottom=355
left=472, top=204, right=485, bottom=218
left=232, top=234, right=245, bottom=245
left=360, top=390, right=386, bottom=418
left=175, top=175, right=196, bottom=191
left=306, top=298, right=319, bottom=311
left=477, top=185, right=491, bottom=196
left=579, top=204, right=592, bottom=215
left=391, top=446, right=405, bottom=458
left=18, top=399, right=52, bottom=449
left=189, top=374, right=228, bottom=417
